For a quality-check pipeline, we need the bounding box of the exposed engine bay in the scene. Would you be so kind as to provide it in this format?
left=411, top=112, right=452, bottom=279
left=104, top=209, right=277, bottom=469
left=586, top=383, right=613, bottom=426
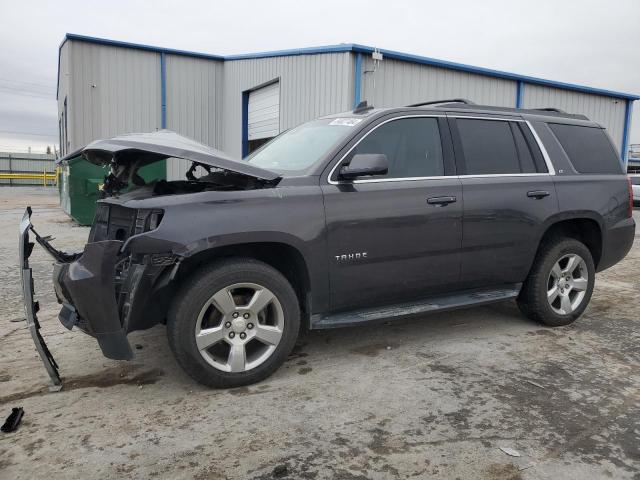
left=103, top=161, right=278, bottom=197
left=80, top=129, right=281, bottom=197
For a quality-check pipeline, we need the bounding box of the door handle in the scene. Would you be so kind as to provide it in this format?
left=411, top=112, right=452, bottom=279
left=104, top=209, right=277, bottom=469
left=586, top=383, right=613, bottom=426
left=527, top=190, right=550, bottom=199
left=427, top=196, right=457, bottom=206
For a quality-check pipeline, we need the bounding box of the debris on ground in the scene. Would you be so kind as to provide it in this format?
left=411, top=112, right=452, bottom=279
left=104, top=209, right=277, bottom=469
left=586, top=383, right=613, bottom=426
left=499, top=447, right=521, bottom=457
left=1, top=407, right=24, bottom=433
left=525, top=379, right=545, bottom=389
left=272, top=464, right=288, bottom=478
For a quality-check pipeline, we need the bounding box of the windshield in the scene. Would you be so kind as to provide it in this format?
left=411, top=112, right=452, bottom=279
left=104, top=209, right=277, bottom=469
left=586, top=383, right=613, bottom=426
left=247, top=118, right=360, bottom=174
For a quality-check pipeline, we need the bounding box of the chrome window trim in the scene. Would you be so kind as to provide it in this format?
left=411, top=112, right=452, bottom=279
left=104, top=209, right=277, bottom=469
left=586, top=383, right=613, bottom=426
left=524, top=120, right=556, bottom=175
left=457, top=173, right=549, bottom=179
left=449, top=115, right=524, bottom=122
left=353, top=175, right=452, bottom=184
left=326, top=115, right=555, bottom=185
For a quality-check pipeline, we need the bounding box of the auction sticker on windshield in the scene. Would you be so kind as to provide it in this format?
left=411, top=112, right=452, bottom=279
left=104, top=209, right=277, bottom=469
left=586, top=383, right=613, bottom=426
left=329, top=118, right=363, bottom=127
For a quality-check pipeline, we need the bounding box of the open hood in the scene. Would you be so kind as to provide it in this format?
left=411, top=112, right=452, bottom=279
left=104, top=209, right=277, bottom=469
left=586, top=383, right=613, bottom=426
left=82, top=130, right=280, bottom=182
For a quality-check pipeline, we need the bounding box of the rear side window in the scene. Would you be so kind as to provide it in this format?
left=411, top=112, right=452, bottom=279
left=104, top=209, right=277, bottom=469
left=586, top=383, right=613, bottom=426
left=350, top=117, right=444, bottom=178
left=456, top=119, right=538, bottom=175
left=548, top=123, right=622, bottom=174
left=510, top=123, right=538, bottom=173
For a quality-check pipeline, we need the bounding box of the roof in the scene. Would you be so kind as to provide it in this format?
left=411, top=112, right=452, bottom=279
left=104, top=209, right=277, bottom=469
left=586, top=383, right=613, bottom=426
left=59, top=33, right=640, bottom=102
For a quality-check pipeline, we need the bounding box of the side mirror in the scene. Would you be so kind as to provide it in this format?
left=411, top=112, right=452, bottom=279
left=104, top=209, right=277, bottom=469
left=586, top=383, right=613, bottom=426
left=339, top=154, right=388, bottom=180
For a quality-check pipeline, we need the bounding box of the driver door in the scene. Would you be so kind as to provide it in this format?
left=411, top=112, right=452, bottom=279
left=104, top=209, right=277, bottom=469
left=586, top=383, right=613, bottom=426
left=321, top=115, right=463, bottom=311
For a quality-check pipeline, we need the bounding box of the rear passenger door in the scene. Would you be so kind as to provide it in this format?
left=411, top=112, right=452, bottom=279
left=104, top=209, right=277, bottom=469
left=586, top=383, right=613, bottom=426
left=448, top=115, right=558, bottom=288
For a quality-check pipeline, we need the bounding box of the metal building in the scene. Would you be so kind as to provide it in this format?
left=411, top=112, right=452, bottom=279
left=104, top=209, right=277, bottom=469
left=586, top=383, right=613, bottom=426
left=57, top=33, right=638, bottom=179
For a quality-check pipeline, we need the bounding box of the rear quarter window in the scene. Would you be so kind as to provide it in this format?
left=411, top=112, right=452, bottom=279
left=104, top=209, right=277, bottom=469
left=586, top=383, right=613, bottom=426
left=548, top=123, right=622, bottom=174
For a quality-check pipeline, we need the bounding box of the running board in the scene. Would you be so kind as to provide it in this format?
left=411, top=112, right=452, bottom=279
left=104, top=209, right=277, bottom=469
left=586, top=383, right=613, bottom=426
left=310, top=284, right=522, bottom=329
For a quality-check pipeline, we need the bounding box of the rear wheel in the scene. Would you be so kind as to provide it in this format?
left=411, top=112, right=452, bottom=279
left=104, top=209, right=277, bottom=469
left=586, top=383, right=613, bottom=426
left=518, top=237, right=595, bottom=326
left=168, top=258, right=300, bottom=388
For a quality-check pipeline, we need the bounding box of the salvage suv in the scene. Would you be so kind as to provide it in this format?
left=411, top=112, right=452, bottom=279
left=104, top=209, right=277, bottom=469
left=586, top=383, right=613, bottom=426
left=21, top=99, right=635, bottom=389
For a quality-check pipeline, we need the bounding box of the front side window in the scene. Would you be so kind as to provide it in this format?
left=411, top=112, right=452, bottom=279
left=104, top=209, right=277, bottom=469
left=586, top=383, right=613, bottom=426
left=348, top=117, right=444, bottom=178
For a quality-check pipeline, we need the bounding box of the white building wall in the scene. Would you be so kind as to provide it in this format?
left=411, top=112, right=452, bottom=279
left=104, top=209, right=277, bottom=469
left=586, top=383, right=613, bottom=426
left=57, top=42, right=71, bottom=155
left=221, top=52, right=355, bottom=158
left=522, top=83, right=627, bottom=152
left=165, top=54, right=224, bottom=180
left=360, top=57, right=518, bottom=108
left=57, top=39, right=632, bottom=173
left=66, top=40, right=161, bottom=151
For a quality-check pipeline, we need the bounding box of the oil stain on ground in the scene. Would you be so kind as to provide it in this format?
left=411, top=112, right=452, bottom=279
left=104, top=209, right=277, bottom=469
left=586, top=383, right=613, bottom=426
left=351, top=343, right=396, bottom=357
left=0, top=365, right=163, bottom=404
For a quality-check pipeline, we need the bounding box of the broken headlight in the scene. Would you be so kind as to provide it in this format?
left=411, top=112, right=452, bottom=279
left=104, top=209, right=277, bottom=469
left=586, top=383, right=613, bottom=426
left=134, top=209, right=164, bottom=234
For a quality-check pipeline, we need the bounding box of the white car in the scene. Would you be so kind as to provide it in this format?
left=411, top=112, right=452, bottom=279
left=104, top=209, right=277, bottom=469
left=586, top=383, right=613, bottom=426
left=631, top=176, right=640, bottom=206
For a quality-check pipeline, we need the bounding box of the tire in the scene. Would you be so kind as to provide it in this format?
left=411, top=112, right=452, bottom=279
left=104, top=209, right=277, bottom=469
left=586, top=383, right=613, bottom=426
left=167, top=258, right=300, bottom=388
left=517, top=237, right=595, bottom=327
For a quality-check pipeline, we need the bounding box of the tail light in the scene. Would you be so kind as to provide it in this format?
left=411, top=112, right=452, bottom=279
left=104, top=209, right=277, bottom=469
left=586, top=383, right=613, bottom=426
left=627, top=177, right=633, bottom=218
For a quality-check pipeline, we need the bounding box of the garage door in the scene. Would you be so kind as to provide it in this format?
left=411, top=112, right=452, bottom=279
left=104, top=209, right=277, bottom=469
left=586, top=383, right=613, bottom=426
left=248, top=82, right=280, bottom=141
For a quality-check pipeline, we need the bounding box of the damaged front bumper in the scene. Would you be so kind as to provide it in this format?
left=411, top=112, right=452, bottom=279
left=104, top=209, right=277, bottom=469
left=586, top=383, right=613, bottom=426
left=53, top=240, right=134, bottom=360
left=20, top=208, right=64, bottom=391
left=20, top=208, right=178, bottom=388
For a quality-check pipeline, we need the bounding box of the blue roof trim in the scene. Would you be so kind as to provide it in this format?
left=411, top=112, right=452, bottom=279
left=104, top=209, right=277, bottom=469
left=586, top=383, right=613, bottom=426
left=347, top=44, right=639, bottom=101
left=57, top=34, right=640, bottom=102
left=225, top=44, right=356, bottom=60
left=64, top=33, right=225, bottom=61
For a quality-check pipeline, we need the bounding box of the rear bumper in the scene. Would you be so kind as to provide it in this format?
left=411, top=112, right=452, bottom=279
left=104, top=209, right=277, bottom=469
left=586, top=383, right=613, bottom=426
left=598, top=216, right=635, bottom=272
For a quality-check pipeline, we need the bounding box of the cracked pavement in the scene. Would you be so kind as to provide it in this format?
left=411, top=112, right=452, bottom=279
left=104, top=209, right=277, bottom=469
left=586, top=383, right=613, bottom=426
left=1, top=187, right=638, bottom=479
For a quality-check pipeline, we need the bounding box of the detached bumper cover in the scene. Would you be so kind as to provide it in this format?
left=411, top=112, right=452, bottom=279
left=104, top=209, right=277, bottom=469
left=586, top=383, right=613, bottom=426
left=20, top=207, right=133, bottom=385
left=19, top=208, right=62, bottom=391
left=54, top=241, right=134, bottom=360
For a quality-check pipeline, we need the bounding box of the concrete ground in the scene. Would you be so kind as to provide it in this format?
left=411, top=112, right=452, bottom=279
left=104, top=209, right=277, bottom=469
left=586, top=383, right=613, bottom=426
left=0, top=186, right=638, bottom=480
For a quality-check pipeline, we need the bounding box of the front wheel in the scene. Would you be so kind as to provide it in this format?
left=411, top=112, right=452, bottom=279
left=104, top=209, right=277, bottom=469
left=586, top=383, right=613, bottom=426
left=167, top=258, right=300, bottom=388
left=518, top=238, right=595, bottom=326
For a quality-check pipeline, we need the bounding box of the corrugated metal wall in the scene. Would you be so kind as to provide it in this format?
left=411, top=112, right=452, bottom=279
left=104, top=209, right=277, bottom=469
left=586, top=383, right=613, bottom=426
left=221, top=52, right=355, bottom=158
left=67, top=40, right=161, bottom=151
left=522, top=83, right=627, bottom=152
left=59, top=39, right=631, bottom=177
left=360, top=57, right=518, bottom=108
left=165, top=54, right=224, bottom=180
left=57, top=43, right=71, bottom=155
left=0, top=152, right=56, bottom=185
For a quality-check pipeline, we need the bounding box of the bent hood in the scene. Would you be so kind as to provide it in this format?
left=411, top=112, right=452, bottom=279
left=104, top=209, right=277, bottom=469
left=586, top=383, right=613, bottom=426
left=82, top=130, right=280, bottom=181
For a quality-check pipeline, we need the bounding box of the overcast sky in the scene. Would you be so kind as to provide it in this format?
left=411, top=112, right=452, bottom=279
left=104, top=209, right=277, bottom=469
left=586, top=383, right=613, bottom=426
left=0, top=0, right=638, bottom=154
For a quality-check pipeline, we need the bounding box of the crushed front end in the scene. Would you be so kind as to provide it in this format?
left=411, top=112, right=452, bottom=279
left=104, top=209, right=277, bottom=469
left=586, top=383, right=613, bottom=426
left=20, top=205, right=179, bottom=388
left=19, top=130, right=280, bottom=387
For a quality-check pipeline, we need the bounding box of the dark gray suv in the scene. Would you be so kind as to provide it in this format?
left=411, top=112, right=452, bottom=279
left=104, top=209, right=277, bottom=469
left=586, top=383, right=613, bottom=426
left=21, top=100, right=635, bottom=389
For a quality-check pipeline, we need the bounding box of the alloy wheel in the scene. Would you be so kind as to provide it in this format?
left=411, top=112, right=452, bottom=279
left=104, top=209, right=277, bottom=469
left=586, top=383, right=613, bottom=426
left=547, top=254, right=589, bottom=315
left=194, top=283, right=284, bottom=372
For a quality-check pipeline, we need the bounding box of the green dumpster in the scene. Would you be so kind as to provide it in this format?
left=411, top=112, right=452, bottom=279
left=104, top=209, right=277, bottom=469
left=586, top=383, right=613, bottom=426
left=57, top=151, right=165, bottom=225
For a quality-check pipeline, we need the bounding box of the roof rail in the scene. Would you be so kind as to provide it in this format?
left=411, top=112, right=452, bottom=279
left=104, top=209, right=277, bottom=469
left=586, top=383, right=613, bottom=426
left=407, top=98, right=476, bottom=107
left=531, top=107, right=567, bottom=114
left=353, top=100, right=374, bottom=114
